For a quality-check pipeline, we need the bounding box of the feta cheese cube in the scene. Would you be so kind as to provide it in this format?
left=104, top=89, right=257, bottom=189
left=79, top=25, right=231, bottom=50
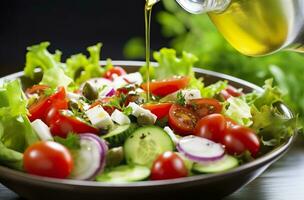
left=31, top=119, right=53, bottom=141
left=85, top=105, right=114, bottom=129
left=111, top=109, right=131, bottom=125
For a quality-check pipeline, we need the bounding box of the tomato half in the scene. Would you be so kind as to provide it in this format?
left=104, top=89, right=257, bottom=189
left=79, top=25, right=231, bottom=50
left=142, top=103, right=172, bottom=119
left=141, top=76, right=190, bottom=97
left=222, top=125, right=260, bottom=157
left=168, top=104, right=198, bottom=136
left=151, top=151, right=188, bottom=180
left=188, top=98, right=222, bottom=119
left=28, top=87, right=68, bottom=122
left=49, top=111, right=99, bottom=138
left=104, top=67, right=126, bottom=80
left=23, top=141, right=73, bottom=179
left=194, top=114, right=226, bottom=143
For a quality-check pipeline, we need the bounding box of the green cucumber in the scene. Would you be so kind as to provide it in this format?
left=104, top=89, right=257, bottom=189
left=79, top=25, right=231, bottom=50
left=96, top=165, right=150, bottom=183
left=124, top=126, right=174, bottom=167
left=192, top=155, right=238, bottom=174
left=102, top=124, right=137, bottom=147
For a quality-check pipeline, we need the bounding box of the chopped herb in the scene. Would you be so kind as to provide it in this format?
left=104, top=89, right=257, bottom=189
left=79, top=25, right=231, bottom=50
left=176, top=91, right=186, bottom=106
left=122, top=106, right=133, bottom=116
left=44, top=87, right=56, bottom=96
left=54, top=133, right=81, bottom=150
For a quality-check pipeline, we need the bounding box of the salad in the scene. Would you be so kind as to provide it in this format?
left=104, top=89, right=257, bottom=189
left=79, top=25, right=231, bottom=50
left=0, top=42, right=296, bottom=182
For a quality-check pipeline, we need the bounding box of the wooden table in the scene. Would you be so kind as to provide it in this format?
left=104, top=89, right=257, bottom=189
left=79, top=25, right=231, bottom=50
left=1, top=138, right=303, bottom=200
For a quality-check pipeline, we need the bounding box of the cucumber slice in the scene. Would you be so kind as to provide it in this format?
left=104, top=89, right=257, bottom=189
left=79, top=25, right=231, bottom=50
left=124, top=126, right=174, bottom=167
left=102, top=123, right=137, bottom=147
left=96, top=165, right=150, bottom=183
left=192, top=155, right=238, bottom=174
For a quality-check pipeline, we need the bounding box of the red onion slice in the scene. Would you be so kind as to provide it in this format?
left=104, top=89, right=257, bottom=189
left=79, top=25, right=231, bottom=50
left=177, top=135, right=225, bottom=162
left=70, top=133, right=108, bottom=180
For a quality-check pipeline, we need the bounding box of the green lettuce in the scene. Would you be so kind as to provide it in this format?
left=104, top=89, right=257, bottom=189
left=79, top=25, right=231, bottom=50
left=24, top=42, right=73, bottom=88
left=0, top=80, right=39, bottom=170
left=153, top=48, right=198, bottom=79
left=224, top=96, right=252, bottom=127
left=201, top=80, right=227, bottom=98
left=65, top=43, right=105, bottom=84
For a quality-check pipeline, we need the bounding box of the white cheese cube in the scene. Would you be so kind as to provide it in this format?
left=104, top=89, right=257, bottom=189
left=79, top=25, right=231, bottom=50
left=111, top=109, right=131, bottom=125
left=113, top=72, right=143, bottom=88
left=182, top=89, right=202, bottom=103
left=127, top=102, right=157, bottom=123
left=85, top=105, right=114, bottom=129
left=31, top=119, right=53, bottom=141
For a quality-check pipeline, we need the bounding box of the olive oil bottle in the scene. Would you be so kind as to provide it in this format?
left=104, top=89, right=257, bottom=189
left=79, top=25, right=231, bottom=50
left=176, top=0, right=304, bottom=56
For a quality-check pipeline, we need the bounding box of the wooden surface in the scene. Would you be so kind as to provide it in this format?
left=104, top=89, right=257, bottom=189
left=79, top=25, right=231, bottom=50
left=1, top=138, right=303, bottom=200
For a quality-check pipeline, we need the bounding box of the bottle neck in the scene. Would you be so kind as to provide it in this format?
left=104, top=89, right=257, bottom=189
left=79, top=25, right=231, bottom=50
left=176, top=0, right=231, bottom=14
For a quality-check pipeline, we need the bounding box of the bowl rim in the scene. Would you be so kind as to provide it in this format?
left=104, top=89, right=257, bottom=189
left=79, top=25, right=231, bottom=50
left=0, top=60, right=296, bottom=188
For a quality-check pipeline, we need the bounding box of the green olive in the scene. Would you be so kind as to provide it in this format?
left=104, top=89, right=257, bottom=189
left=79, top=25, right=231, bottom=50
left=106, top=147, right=124, bottom=167
left=68, top=99, right=80, bottom=110
left=82, top=82, right=98, bottom=101
left=137, top=113, right=155, bottom=125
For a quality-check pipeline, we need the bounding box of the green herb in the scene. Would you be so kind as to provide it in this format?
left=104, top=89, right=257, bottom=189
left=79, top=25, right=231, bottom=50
left=176, top=91, right=186, bottom=106
left=54, top=133, right=81, bottom=150
left=122, top=106, right=133, bottom=116
left=43, top=87, right=56, bottom=96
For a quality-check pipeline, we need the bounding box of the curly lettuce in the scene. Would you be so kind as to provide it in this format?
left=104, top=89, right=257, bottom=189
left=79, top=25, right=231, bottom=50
left=0, top=80, right=39, bottom=170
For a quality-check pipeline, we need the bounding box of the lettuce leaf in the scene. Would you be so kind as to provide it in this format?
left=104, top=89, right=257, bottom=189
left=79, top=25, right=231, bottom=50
left=24, top=42, right=73, bottom=89
left=224, top=96, right=253, bottom=127
left=65, top=43, right=105, bottom=84
left=201, top=80, right=227, bottom=98
left=0, top=80, right=39, bottom=170
left=153, top=48, right=198, bottom=79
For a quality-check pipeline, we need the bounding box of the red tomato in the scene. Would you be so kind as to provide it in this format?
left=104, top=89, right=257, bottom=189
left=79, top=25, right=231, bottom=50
left=142, top=103, right=172, bottom=119
left=104, top=67, right=126, bottom=80
left=168, top=104, right=198, bottom=136
left=26, top=85, right=49, bottom=95
left=23, top=141, right=73, bottom=179
left=49, top=111, right=99, bottom=138
left=151, top=151, right=188, bottom=180
left=194, top=114, right=226, bottom=143
left=221, top=85, right=243, bottom=100
left=188, top=98, right=222, bottom=119
left=222, top=125, right=260, bottom=157
left=28, top=87, right=68, bottom=122
left=141, top=76, right=190, bottom=97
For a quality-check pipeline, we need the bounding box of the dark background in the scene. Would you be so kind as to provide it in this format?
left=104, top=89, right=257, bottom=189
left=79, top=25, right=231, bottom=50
left=0, top=0, right=166, bottom=76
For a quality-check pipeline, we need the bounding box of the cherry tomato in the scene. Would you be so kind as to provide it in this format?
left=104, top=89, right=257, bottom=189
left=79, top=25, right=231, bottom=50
left=151, top=151, right=188, bottom=180
left=168, top=104, right=198, bottom=136
left=143, top=103, right=172, bottom=119
left=104, top=67, right=126, bottom=80
left=194, top=114, right=226, bottom=143
left=188, top=98, right=222, bottom=119
left=23, top=141, right=73, bottom=179
left=141, top=76, right=190, bottom=97
left=49, top=111, right=99, bottom=138
left=222, top=125, right=260, bottom=157
left=28, top=87, right=68, bottom=122
left=221, top=85, right=243, bottom=100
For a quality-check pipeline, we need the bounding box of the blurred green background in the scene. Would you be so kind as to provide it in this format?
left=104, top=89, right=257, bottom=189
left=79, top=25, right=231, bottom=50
left=124, top=1, right=304, bottom=124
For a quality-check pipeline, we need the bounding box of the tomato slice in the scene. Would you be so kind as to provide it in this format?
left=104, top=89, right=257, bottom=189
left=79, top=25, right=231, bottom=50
left=104, top=67, right=127, bottom=80
left=49, top=111, right=99, bottom=138
left=142, top=103, right=172, bottom=119
left=141, top=76, right=190, bottom=97
left=28, top=86, right=68, bottom=122
left=168, top=104, right=198, bottom=136
left=188, top=98, right=222, bottom=119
